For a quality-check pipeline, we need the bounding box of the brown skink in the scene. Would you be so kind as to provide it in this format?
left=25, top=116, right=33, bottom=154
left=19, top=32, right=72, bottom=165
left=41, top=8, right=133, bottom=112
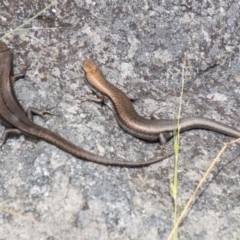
left=0, top=41, right=172, bottom=167
left=83, top=59, right=240, bottom=144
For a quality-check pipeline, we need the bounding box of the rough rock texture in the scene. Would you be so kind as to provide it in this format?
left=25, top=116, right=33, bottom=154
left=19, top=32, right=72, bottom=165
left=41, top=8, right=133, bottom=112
left=0, top=1, right=240, bottom=239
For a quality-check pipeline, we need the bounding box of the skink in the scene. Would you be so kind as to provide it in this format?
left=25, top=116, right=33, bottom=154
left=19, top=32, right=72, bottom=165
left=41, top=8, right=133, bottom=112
left=0, top=41, right=172, bottom=167
left=83, top=59, right=240, bottom=144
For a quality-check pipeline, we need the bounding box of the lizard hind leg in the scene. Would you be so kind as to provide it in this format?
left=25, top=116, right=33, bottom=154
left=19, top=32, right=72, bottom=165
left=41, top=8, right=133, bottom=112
left=0, top=128, right=22, bottom=146
left=26, top=106, right=58, bottom=122
left=159, top=132, right=173, bottom=145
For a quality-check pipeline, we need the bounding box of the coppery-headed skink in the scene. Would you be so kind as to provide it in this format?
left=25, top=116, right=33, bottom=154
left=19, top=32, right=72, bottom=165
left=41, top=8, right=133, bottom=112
left=83, top=59, right=240, bottom=144
left=0, top=41, right=172, bottom=167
